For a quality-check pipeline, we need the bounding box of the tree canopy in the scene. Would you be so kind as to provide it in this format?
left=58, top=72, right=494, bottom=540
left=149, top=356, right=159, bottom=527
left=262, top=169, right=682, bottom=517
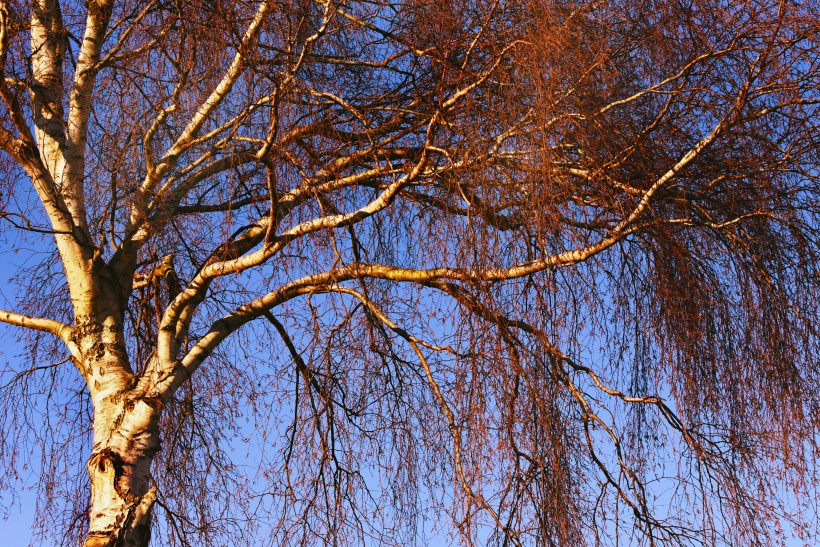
left=1, top=0, right=820, bottom=545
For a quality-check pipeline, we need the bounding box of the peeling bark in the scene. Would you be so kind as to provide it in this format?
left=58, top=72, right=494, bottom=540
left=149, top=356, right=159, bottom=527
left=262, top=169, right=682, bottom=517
left=84, top=451, right=156, bottom=547
left=83, top=390, right=161, bottom=547
left=73, top=314, right=162, bottom=547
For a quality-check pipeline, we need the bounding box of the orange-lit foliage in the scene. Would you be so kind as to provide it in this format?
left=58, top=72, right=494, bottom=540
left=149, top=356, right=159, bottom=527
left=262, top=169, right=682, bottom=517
left=0, top=0, right=819, bottom=545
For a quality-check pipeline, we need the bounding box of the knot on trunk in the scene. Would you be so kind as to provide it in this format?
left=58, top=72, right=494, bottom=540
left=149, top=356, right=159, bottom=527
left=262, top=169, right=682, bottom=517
left=89, top=448, right=128, bottom=497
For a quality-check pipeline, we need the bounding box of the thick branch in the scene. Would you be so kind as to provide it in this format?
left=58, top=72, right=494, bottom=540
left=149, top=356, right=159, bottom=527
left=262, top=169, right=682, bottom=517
left=63, top=0, right=115, bottom=232
left=0, top=308, right=80, bottom=361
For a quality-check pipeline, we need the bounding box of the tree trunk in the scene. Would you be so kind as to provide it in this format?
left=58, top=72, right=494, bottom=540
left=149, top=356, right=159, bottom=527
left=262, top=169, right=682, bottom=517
left=83, top=376, right=161, bottom=547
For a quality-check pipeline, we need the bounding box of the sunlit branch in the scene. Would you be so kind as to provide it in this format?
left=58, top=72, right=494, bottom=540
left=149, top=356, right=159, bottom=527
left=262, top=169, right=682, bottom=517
left=0, top=308, right=80, bottom=361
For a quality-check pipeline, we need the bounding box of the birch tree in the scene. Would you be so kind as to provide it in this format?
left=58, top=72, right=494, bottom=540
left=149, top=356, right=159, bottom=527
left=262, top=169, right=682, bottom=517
left=1, top=0, right=820, bottom=545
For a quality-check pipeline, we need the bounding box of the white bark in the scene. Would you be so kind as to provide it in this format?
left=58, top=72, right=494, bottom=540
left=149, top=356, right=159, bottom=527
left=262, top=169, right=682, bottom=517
left=70, top=308, right=160, bottom=547
left=83, top=350, right=161, bottom=547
